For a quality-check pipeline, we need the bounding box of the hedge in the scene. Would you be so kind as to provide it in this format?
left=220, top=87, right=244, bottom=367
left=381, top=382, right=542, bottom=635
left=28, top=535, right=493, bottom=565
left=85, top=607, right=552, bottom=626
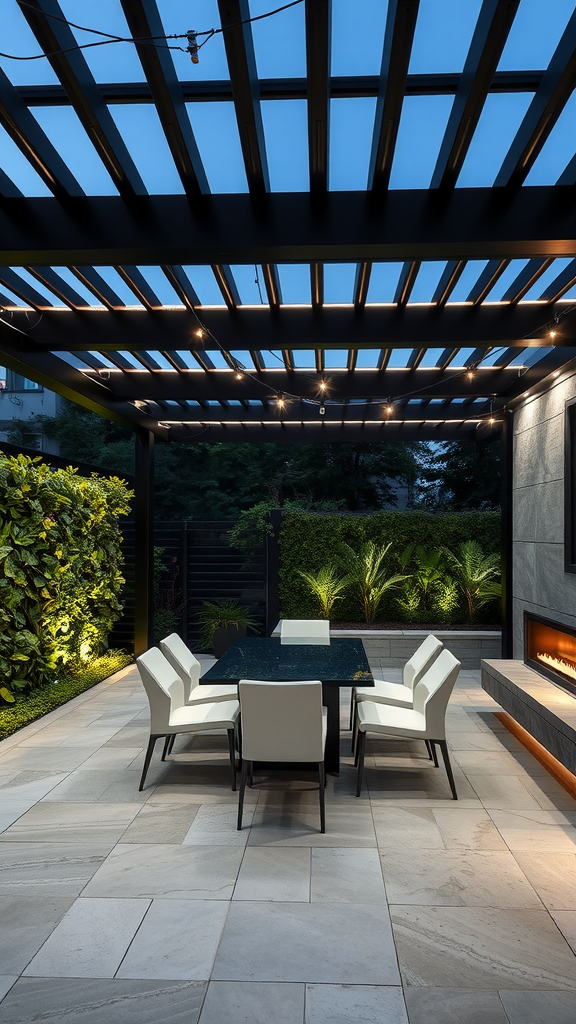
left=0, top=650, right=133, bottom=741
left=278, top=509, right=501, bottom=622
left=0, top=452, right=133, bottom=701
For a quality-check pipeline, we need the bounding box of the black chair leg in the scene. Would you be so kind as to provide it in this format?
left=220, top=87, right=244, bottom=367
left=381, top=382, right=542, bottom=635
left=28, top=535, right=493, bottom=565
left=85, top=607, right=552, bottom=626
left=351, top=701, right=359, bottom=756
left=227, top=728, right=237, bottom=791
left=318, top=762, right=326, bottom=833
left=439, top=739, right=458, bottom=800
left=356, top=729, right=366, bottom=797
left=429, top=740, right=439, bottom=767
left=161, top=735, right=171, bottom=761
left=349, top=688, right=356, bottom=730
left=139, top=735, right=161, bottom=791
left=237, top=759, right=248, bottom=830
left=168, top=734, right=176, bottom=755
left=425, top=739, right=433, bottom=761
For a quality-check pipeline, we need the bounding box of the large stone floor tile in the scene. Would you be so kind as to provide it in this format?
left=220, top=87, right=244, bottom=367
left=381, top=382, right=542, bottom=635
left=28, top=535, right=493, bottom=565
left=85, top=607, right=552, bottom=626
left=310, top=848, right=386, bottom=903
left=0, top=842, right=112, bottom=896
left=432, top=807, right=507, bottom=850
left=513, top=853, right=576, bottom=909
left=248, top=803, right=376, bottom=847
left=77, top=747, right=144, bottom=771
left=0, top=747, right=103, bottom=772
left=212, top=902, right=400, bottom=984
left=365, top=765, right=478, bottom=804
left=24, top=897, right=150, bottom=978
left=403, top=987, right=508, bottom=1024
left=0, top=977, right=16, bottom=1003
left=520, top=773, right=576, bottom=811
left=489, top=809, right=576, bottom=853
left=199, top=981, right=305, bottom=1024
left=453, top=750, right=545, bottom=777
left=391, top=906, right=576, bottom=989
left=305, top=984, right=408, bottom=1024
left=372, top=806, right=445, bottom=850
left=183, top=803, right=254, bottom=846
left=83, top=843, right=243, bottom=899
left=499, top=989, right=576, bottom=1024
left=0, top=977, right=205, bottom=1024
left=551, top=912, right=576, bottom=955
left=0, top=802, right=142, bottom=844
left=467, top=774, right=543, bottom=810
left=40, top=769, right=147, bottom=803
left=382, top=850, right=541, bottom=907
left=148, top=765, right=257, bottom=805
left=0, top=896, right=74, bottom=975
left=233, top=848, right=310, bottom=902
left=120, top=802, right=200, bottom=843
left=116, top=899, right=229, bottom=980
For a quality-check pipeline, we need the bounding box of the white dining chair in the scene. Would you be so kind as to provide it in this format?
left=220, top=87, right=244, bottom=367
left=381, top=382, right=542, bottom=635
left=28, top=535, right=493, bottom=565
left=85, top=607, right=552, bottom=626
left=350, top=634, right=443, bottom=735
left=237, top=679, right=327, bottom=832
left=160, top=633, right=239, bottom=755
left=136, top=646, right=240, bottom=792
left=280, top=619, right=330, bottom=645
left=354, top=648, right=461, bottom=799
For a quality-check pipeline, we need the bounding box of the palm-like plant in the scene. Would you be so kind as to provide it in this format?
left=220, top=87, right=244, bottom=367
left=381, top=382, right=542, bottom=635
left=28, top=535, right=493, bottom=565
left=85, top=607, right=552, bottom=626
left=399, top=544, right=446, bottom=612
left=297, top=564, right=349, bottom=619
left=444, top=540, right=501, bottom=622
left=337, top=541, right=408, bottom=624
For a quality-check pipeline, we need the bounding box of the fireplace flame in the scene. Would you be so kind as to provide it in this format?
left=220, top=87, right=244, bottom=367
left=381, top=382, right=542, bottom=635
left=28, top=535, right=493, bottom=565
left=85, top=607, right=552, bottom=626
left=536, top=651, right=576, bottom=682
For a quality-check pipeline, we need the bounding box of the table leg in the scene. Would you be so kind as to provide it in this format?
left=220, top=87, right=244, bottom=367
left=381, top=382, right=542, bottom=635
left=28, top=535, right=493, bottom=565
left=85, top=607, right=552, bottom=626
left=322, top=684, right=340, bottom=774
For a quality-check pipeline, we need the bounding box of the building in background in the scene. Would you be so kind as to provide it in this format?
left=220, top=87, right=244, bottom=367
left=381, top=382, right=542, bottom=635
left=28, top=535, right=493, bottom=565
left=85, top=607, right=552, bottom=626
left=0, top=367, right=61, bottom=453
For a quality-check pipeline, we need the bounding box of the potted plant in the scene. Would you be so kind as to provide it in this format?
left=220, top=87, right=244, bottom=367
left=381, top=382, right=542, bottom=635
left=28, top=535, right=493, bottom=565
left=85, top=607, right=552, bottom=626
left=196, top=600, right=259, bottom=657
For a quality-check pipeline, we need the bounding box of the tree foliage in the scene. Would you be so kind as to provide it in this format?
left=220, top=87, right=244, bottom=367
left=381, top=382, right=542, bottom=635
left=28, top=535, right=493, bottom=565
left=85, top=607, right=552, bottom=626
left=0, top=453, right=132, bottom=700
left=418, top=441, right=502, bottom=510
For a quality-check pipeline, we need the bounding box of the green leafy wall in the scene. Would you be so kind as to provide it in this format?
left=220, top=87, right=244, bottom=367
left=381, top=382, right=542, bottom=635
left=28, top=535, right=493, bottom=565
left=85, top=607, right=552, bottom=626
left=278, top=510, right=501, bottom=622
left=0, top=453, right=133, bottom=700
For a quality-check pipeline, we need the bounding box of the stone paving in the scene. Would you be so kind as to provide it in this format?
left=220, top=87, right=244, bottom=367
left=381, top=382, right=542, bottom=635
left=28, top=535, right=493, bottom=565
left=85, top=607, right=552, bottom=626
left=0, top=656, right=576, bottom=1023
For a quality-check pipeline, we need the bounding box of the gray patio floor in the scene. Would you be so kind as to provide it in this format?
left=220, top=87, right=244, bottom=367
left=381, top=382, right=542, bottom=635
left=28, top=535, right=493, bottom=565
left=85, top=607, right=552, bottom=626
left=1, top=656, right=576, bottom=1024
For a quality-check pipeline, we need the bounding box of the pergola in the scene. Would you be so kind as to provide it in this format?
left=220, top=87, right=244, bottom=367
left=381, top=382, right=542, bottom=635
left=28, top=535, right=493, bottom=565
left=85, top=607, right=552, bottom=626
left=2, top=0, right=576, bottom=654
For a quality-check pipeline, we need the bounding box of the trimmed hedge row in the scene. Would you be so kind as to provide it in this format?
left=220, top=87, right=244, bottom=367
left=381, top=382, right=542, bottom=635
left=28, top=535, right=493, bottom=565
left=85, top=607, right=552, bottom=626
left=0, top=650, right=132, bottom=741
left=278, top=510, right=501, bottom=622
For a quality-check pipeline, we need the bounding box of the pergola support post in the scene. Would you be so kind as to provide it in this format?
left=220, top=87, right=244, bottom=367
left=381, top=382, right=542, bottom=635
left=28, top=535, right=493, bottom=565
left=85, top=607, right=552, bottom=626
left=265, top=509, right=282, bottom=636
left=501, top=409, right=514, bottom=658
left=134, top=429, right=154, bottom=656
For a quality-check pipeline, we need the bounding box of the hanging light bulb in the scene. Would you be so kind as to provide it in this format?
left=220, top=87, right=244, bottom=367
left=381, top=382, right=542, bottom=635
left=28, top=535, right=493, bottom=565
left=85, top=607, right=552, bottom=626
left=194, top=329, right=203, bottom=338
left=319, top=380, right=327, bottom=392
left=550, top=329, right=557, bottom=339
left=276, top=393, right=285, bottom=409
left=186, top=30, right=200, bottom=64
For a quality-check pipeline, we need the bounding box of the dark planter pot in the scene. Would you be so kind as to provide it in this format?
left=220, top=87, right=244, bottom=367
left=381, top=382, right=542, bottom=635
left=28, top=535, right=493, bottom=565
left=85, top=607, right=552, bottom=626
left=212, top=624, right=247, bottom=659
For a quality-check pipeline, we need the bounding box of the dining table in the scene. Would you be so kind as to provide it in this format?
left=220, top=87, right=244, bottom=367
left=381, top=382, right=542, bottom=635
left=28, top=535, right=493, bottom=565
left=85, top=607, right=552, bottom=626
left=200, top=635, right=374, bottom=773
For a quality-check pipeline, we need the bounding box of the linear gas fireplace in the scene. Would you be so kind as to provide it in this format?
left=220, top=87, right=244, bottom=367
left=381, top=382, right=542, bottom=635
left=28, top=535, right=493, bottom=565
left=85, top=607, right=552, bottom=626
left=524, top=612, right=576, bottom=698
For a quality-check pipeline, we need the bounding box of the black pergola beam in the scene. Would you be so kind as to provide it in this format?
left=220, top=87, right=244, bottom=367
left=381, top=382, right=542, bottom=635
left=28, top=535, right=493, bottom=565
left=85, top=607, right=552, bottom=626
left=431, top=0, right=520, bottom=190
left=4, top=188, right=576, bottom=264
left=162, top=265, right=200, bottom=310
left=540, top=259, right=576, bottom=303
left=15, top=70, right=547, bottom=107
left=433, top=261, right=465, bottom=306
left=218, top=0, right=270, bottom=196
left=369, top=0, right=420, bottom=194
left=17, top=0, right=147, bottom=199
left=0, top=67, right=83, bottom=197
left=148, top=402, right=497, bottom=423
left=70, top=266, right=125, bottom=308
left=89, top=359, right=574, bottom=402
left=495, top=7, right=576, bottom=189
left=25, top=266, right=89, bottom=308
left=0, top=321, right=167, bottom=435
left=501, top=257, right=554, bottom=303
left=306, top=0, right=331, bottom=196
left=0, top=168, right=23, bottom=198
left=164, top=421, right=491, bottom=443
left=9, top=304, right=569, bottom=352
left=119, top=0, right=209, bottom=198
left=0, top=268, right=49, bottom=310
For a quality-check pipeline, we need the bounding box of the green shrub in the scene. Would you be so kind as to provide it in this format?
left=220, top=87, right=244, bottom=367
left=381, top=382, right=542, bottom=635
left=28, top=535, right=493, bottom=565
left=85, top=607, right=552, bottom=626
left=0, top=453, right=133, bottom=700
left=278, top=510, right=501, bottom=621
left=0, top=650, right=132, bottom=740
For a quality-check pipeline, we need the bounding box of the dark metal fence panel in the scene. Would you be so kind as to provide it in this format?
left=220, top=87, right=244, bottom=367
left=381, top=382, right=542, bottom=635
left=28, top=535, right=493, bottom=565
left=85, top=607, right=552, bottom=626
left=109, top=520, right=266, bottom=653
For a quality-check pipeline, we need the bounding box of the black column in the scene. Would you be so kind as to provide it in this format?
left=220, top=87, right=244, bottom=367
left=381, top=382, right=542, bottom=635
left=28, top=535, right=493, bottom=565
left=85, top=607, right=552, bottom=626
left=134, top=429, right=154, bottom=656
left=265, top=509, right=282, bottom=636
left=501, top=409, right=514, bottom=658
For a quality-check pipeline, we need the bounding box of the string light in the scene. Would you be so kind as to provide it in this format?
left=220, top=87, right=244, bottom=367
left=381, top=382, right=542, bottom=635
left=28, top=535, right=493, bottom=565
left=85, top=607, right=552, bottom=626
left=186, top=30, right=199, bottom=63
left=550, top=329, right=557, bottom=338
left=319, top=380, right=327, bottom=392
left=194, top=329, right=203, bottom=338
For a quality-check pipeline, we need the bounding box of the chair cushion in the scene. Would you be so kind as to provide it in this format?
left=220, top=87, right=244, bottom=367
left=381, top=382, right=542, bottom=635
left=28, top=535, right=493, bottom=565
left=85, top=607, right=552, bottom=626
left=357, top=700, right=426, bottom=738
left=189, top=683, right=238, bottom=705
left=169, top=699, right=239, bottom=731
left=355, top=679, right=413, bottom=709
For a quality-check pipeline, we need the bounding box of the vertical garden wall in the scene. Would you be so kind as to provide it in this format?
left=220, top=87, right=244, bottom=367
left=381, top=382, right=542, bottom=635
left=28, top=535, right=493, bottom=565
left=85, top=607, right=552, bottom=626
left=0, top=453, right=133, bottom=702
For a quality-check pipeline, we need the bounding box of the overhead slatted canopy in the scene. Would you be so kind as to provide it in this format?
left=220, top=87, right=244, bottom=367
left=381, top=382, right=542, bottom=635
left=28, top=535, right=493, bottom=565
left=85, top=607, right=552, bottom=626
left=2, top=0, right=576, bottom=444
